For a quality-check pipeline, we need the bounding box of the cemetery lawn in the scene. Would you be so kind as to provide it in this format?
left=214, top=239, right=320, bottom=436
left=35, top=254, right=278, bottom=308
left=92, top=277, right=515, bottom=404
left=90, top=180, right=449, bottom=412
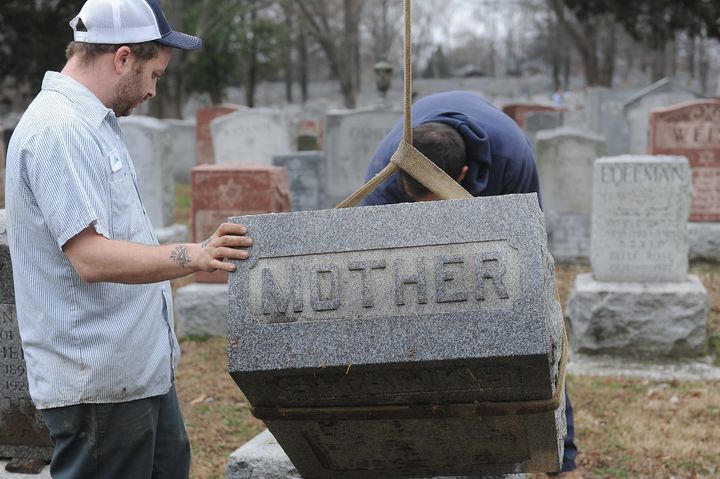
left=172, top=263, right=720, bottom=479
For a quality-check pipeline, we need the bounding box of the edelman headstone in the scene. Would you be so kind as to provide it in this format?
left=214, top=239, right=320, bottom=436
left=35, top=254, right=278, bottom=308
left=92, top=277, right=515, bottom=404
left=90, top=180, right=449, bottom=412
left=0, top=210, right=53, bottom=463
left=568, top=156, right=709, bottom=357
left=227, top=194, right=566, bottom=478
left=272, top=152, right=326, bottom=212
left=535, top=127, right=607, bottom=262
left=323, top=109, right=401, bottom=207
left=591, top=156, right=692, bottom=282
left=210, top=110, right=291, bottom=165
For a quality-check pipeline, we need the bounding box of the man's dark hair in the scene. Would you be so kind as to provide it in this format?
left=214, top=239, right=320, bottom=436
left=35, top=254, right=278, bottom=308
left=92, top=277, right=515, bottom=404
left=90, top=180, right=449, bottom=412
left=65, top=39, right=162, bottom=67
left=399, top=122, right=466, bottom=198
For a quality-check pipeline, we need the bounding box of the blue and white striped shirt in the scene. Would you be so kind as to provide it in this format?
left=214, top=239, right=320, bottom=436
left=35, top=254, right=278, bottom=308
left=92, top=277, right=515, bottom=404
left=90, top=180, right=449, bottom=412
left=5, top=71, right=179, bottom=409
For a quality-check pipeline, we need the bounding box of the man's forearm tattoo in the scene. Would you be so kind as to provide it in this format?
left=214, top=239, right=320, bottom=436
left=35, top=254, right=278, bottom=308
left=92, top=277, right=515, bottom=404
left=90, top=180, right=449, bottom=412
left=201, top=238, right=210, bottom=249
left=171, top=245, right=190, bottom=268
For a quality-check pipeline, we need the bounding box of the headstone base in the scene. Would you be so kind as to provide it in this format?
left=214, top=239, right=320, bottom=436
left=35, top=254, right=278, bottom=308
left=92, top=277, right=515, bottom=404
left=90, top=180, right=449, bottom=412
left=567, top=273, right=708, bottom=357
left=0, top=461, right=50, bottom=479
left=226, top=430, right=530, bottom=479
left=174, top=283, right=227, bottom=337
left=689, top=222, right=720, bottom=264
left=155, top=223, right=189, bottom=245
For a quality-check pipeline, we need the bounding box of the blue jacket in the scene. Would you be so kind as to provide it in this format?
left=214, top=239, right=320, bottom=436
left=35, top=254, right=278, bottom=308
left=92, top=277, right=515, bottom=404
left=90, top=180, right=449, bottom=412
left=361, top=91, right=541, bottom=207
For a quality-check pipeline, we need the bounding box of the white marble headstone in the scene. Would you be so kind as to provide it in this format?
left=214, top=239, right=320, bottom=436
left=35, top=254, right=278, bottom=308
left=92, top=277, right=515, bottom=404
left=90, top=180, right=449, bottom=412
left=323, top=109, right=401, bottom=207
left=120, top=116, right=174, bottom=228
left=164, top=118, right=196, bottom=184
left=591, top=156, right=692, bottom=282
left=210, top=109, right=291, bottom=165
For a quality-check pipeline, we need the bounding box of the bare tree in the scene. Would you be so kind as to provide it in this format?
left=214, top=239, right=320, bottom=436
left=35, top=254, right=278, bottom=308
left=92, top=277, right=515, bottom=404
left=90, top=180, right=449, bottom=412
left=293, top=0, right=365, bottom=108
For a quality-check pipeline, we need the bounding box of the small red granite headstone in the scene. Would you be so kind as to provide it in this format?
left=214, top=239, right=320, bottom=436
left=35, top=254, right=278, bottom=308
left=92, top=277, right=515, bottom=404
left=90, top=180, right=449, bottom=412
left=191, top=164, right=291, bottom=282
left=501, top=103, right=559, bottom=129
left=195, top=104, right=244, bottom=165
left=649, top=99, right=720, bottom=222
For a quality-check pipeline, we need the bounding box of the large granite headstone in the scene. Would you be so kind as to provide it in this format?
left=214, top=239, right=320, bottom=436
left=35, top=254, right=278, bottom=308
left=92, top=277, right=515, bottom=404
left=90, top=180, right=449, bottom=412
left=272, top=152, right=326, bottom=211
left=120, top=116, right=187, bottom=244
left=623, top=78, right=702, bottom=155
left=164, top=118, right=197, bottom=184
left=323, top=109, right=401, bottom=207
left=227, top=194, right=566, bottom=478
left=567, top=156, right=709, bottom=357
left=210, top=110, right=291, bottom=165
left=535, top=127, right=607, bottom=263
left=0, top=210, right=53, bottom=464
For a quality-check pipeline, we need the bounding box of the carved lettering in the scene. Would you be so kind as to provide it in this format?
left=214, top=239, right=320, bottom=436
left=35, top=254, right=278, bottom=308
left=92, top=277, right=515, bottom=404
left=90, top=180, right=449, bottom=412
left=261, top=266, right=303, bottom=315
left=434, top=255, right=468, bottom=304
left=249, top=242, right=517, bottom=323
left=475, top=252, right=509, bottom=300
left=394, top=258, right=428, bottom=306
left=311, top=264, right=341, bottom=311
left=348, top=260, right=386, bottom=308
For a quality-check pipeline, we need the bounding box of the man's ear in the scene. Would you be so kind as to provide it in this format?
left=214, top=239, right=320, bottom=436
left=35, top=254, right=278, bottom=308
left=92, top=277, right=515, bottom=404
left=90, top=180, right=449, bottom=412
left=112, top=46, right=133, bottom=74
left=458, top=165, right=469, bottom=182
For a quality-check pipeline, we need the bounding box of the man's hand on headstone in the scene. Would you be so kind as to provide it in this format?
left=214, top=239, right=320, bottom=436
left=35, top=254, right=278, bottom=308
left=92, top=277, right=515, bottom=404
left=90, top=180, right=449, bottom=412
left=197, top=223, right=253, bottom=272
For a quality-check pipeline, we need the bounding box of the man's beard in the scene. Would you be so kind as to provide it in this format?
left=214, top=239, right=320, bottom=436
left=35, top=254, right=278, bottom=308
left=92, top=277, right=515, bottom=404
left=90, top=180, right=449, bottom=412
left=112, top=68, right=144, bottom=117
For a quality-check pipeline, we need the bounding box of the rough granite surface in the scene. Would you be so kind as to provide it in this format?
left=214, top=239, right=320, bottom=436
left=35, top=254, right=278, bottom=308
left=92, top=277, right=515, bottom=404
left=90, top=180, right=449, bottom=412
left=226, top=195, right=566, bottom=477
left=175, top=283, right=228, bottom=337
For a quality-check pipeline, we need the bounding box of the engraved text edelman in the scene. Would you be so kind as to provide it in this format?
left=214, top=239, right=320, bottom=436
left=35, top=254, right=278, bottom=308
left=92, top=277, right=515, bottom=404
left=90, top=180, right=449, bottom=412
left=250, top=241, right=519, bottom=323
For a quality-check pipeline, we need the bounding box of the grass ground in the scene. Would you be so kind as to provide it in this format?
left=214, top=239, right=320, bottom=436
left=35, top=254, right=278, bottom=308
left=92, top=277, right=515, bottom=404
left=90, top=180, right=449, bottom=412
left=172, top=187, right=720, bottom=479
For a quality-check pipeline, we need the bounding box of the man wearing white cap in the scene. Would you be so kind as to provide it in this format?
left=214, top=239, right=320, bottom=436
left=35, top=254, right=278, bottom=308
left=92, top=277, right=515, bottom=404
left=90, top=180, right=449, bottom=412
left=4, top=1, right=252, bottom=477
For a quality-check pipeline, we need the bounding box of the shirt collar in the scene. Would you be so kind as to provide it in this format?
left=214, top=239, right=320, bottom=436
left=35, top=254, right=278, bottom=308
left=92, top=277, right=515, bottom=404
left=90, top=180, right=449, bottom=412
left=41, top=71, right=115, bottom=128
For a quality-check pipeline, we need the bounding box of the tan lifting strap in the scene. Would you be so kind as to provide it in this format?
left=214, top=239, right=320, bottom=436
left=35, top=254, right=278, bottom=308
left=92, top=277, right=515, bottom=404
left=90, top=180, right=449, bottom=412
left=335, top=0, right=472, bottom=209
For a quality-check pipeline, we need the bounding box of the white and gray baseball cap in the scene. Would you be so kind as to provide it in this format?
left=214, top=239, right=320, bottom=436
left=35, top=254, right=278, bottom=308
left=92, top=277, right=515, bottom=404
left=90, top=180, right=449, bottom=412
left=70, top=0, right=202, bottom=50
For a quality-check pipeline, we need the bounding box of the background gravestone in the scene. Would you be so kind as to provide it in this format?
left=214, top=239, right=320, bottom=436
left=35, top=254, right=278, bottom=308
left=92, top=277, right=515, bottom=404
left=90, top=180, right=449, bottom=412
left=196, top=104, right=243, bottom=165
left=164, top=118, right=197, bottom=185
left=210, top=110, right=291, bottom=166
left=120, top=116, right=187, bottom=244
left=523, top=111, right=563, bottom=145
left=535, top=127, right=607, bottom=263
left=0, top=210, right=53, bottom=465
left=323, top=109, right=401, bottom=207
left=591, top=156, right=691, bottom=282
left=623, top=78, right=703, bottom=155
left=501, top=103, right=557, bottom=129
left=272, top=152, right=326, bottom=211
left=227, top=194, right=566, bottom=478
left=584, top=87, right=640, bottom=156
left=567, top=156, right=709, bottom=357
left=648, top=99, right=720, bottom=222
left=0, top=131, right=5, bottom=208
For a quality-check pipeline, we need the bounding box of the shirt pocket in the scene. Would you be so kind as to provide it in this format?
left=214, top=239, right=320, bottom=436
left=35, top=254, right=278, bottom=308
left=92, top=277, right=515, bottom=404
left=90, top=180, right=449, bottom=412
left=108, top=169, right=147, bottom=241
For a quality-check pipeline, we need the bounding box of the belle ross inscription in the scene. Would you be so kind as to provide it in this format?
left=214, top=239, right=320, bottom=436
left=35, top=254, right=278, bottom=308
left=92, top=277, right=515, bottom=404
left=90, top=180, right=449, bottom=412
left=591, top=156, right=692, bottom=282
